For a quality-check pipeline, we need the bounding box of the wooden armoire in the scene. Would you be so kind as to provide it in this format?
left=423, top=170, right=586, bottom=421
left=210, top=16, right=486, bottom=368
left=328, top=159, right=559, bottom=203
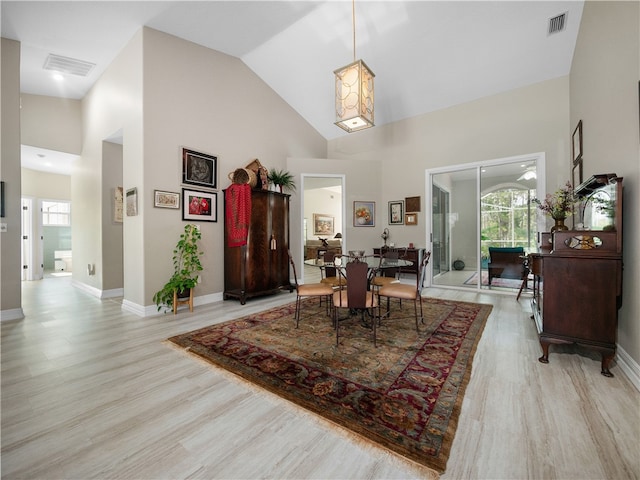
left=529, top=174, right=623, bottom=377
left=223, top=189, right=292, bottom=304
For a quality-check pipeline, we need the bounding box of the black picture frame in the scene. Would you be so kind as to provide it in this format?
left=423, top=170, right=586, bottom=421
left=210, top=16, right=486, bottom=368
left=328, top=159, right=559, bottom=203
left=572, top=120, right=583, bottom=165
left=182, top=148, right=217, bottom=189
left=182, top=188, right=217, bottom=222
left=0, top=181, right=5, bottom=218
left=389, top=200, right=404, bottom=225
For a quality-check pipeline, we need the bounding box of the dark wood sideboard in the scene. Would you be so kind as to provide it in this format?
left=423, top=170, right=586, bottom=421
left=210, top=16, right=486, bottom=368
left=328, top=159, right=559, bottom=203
left=373, top=247, right=426, bottom=276
left=529, top=174, right=623, bottom=377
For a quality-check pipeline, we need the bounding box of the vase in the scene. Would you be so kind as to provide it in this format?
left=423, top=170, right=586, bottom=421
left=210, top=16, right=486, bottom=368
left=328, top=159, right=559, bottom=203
left=551, top=217, right=568, bottom=233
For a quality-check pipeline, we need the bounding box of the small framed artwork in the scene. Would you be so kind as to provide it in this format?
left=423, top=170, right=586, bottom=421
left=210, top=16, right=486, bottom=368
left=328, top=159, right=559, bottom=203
left=389, top=200, right=404, bottom=225
left=182, top=188, right=217, bottom=222
left=572, top=120, right=583, bottom=165
left=405, top=196, right=421, bottom=212
left=154, top=190, right=180, bottom=209
left=405, top=213, right=418, bottom=225
left=126, top=187, right=138, bottom=216
left=354, top=201, right=375, bottom=227
left=313, top=213, right=334, bottom=235
left=182, top=148, right=217, bottom=189
left=0, top=181, right=5, bottom=218
left=114, top=186, right=123, bottom=223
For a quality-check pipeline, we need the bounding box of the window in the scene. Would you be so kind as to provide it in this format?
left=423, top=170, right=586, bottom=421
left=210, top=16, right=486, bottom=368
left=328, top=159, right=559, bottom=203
left=42, top=201, right=70, bottom=226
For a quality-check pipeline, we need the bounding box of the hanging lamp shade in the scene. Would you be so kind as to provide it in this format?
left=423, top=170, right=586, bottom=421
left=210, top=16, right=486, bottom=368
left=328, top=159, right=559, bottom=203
left=334, top=59, right=375, bottom=133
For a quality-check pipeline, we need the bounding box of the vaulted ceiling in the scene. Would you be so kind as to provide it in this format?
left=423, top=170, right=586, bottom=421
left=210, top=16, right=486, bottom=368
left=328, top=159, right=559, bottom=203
left=2, top=1, right=584, bottom=173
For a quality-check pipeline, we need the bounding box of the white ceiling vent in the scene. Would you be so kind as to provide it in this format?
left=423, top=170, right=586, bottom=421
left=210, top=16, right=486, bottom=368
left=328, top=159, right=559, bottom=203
left=548, top=12, right=567, bottom=35
left=43, top=54, right=95, bottom=77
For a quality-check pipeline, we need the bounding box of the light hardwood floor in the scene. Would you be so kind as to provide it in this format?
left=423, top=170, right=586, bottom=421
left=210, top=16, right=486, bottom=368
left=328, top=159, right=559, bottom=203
left=2, top=275, right=638, bottom=479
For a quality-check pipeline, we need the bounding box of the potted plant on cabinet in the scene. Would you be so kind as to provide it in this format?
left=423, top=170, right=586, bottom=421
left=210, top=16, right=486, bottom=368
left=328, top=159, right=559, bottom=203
left=267, top=168, right=296, bottom=193
left=153, top=223, right=203, bottom=313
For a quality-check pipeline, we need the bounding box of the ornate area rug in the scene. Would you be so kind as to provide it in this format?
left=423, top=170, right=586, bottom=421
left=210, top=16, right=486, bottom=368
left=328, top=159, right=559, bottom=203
left=168, top=297, right=492, bottom=474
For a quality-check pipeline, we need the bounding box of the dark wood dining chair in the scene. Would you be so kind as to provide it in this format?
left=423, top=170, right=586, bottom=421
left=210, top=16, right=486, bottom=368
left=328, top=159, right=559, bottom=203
left=378, top=251, right=431, bottom=334
left=288, top=251, right=334, bottom=328
left=332, top=258, right=380, bottom=346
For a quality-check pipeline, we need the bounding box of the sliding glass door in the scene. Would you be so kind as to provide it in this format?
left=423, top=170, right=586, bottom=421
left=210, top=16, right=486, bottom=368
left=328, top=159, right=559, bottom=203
left=427, top=154, right=543, bottom=292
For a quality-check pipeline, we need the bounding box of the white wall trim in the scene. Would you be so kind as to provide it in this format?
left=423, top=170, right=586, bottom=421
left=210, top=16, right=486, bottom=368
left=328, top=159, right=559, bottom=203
left=617, top=344, right=640, bottom=392
left=122, top=291, right=225, bottom=317
left=72, top=279, right=103, bottom=298
left=0, top=308, right=25, bottom=322
left=102, top=288, right=124, bottom=299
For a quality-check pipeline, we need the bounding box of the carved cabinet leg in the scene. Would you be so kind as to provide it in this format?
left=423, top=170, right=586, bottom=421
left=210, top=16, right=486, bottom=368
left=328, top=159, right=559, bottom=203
left=601, top=352, right=615, bottom=377
left=538, top=340, right=550, bottom=364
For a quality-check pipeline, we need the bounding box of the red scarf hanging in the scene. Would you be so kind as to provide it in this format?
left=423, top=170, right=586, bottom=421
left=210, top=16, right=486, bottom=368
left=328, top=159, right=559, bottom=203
left=226, top=184, right=252, bottom=247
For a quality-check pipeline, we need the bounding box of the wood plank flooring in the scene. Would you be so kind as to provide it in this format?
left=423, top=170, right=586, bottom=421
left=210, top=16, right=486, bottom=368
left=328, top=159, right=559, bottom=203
left=2, top=276, right=638, bottom=479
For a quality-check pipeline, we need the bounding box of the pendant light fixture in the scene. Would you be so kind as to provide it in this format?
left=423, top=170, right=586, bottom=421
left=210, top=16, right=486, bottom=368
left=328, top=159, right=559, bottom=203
left=334, top=0, right=374, bottom=133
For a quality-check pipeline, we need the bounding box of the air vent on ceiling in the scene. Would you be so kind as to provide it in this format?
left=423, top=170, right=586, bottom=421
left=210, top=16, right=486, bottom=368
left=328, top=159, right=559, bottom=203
left=548, top=12, right=567, bottom=35
left=43, top=54, right=95, bottom=77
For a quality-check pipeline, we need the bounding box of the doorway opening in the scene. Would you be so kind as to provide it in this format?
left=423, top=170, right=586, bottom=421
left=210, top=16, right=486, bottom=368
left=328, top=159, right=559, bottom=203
left=301, top=174, right=345, bottom=284
left=427, top=153, right=544, bottom=293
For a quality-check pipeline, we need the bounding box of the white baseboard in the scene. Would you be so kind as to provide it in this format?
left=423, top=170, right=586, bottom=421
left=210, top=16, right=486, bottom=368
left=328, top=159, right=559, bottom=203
left=72, top=279, right=103, bottom=298
left=0, top=308, right=25, bottom=322
left=102, top=288, right=124, bottom=299
left=122, top=291, right=224, bottom=317
left=616, top=344, right=640, bottom=392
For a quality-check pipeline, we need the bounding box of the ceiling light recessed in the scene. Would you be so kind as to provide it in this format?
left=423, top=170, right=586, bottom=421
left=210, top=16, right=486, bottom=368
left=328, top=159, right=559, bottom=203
left=52, top=73, right=64, bottom=81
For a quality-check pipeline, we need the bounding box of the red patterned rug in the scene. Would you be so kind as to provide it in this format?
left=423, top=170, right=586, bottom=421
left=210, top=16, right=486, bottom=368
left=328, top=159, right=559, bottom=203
left=167, top=297, right=492, bottom=474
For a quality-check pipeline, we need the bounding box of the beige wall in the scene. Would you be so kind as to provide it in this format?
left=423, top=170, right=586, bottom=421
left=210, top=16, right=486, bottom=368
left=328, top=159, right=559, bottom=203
left=21, top=168, right=71, bottom=200
left=140, top=28, right=327, bottom=307
left=20, top=94, right=82, bottom=154
left=101, top=141, right=123, bottom=291
left=0, top=38, right=23, bottom=319
left=570, top=1, right=640, bottom=366
left=327, top=76, right=570, bottom=249
left=78, top=29, right=144, bottom=300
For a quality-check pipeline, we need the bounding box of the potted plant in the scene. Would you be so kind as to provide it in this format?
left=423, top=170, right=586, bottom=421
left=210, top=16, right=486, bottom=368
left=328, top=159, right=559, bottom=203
left=267, top=168, right=296, bottom=193
left=153, top=224, right=203, bottom=312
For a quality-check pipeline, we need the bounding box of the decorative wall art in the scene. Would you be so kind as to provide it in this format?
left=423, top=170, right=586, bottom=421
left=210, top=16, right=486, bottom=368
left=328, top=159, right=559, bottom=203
left=0, top=181, right=5, bottom=218
left=405, top=196, right=421, bottom=212
left=353, top=201, right=375, bottom=227
left=572, top=120, right=584, bottom=187
left=313, top=213, right=334, bottom=235
left=388, top=200, right=404, bottom=225
left=182, top=148, right=217, bottom=189
left=114, top=186, right=123, bottom=223
left=405, top=213, right=418, bottom=225
left=125, top=187, right=138, bottom=216
left=182, top=188, right=217, bottom=222
left=154, top=190, right=180, bottom=209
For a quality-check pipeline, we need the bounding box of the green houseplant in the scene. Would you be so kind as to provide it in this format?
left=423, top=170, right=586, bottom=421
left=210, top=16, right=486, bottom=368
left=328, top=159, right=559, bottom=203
left=153, top=224, right=203, bottom=312
left=267, top=168, right=296, bottom=193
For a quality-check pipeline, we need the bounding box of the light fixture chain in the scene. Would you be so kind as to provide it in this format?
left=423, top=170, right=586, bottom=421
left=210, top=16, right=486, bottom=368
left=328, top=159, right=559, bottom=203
left=352, top=0, right=356, bottom=62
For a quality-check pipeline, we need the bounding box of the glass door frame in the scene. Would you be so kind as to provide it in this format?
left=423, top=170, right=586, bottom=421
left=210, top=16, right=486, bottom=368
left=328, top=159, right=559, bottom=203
left=425, top=152, right=546, bottom=290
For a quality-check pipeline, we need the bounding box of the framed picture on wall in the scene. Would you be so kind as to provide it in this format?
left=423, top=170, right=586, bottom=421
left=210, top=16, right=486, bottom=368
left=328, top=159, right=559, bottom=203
left=114, top=186, right=123, bottom=223
left=405, top=213, right=418, bottom=225
left=405, top=196, right=421, bottom=212
left=353, top=201, right=375, bottom=227
left=572, top=120, right=583, bottom=164
left=182, top=188, right=217, bottom=222
left=182, top=148, right=217, bottom=189
left=389, top=200, right=404, bottom=225
left=154, top=190, right=180, bottom=209
left=313, top=213, right=334, bottom=235
left=126, top=187, right=138, bottom=216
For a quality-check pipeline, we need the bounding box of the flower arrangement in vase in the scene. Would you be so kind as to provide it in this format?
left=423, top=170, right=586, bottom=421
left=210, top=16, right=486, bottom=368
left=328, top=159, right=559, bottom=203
left=532, top=181, right=579, bottom=232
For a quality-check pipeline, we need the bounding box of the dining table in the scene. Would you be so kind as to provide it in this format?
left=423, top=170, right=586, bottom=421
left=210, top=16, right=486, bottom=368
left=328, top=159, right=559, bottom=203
left=304, top=256, right=413, bottom=272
